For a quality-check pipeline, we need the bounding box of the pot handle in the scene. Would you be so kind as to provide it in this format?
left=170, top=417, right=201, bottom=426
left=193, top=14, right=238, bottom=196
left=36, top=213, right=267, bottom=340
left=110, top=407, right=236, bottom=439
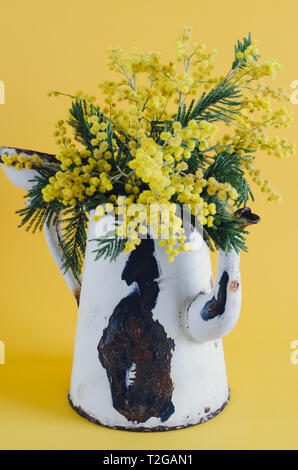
left=44, top=217, right=81, bottom=305
left=1, top=146, right=81, bottom=305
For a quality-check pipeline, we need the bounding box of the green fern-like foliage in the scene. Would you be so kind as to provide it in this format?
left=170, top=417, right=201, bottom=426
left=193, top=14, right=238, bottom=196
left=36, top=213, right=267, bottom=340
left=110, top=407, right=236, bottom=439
left=204, top=151, right=254, bottom=207
left=17, top=173, right=88, bottom=280
left=58, top=206, right=88, bottom=280
left=16, top=175, right=63, bottom=233
left=68, top=100, right=95, bottom=150
left=92, top=235, right=127, bottom=262
left=232, top=32, right=260, bottom=69
left=178, top=80, right=244, bottom=125
left=204, top=199, right=248, bottom=253
left=14, top=31, right=275, bottom=266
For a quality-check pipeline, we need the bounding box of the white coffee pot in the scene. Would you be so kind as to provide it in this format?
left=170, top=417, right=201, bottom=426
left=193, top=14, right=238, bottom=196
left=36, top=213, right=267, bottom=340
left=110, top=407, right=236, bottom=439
left=1, top=147, right=259, bottom=431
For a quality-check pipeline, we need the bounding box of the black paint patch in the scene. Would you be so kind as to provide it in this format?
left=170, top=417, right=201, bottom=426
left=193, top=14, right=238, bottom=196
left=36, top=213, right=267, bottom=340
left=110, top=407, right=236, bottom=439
left=98, top=239, right=175, bottom=424
left=234, top=206, right=261, bottom=228
left=201, top=271, right=229, bottom=321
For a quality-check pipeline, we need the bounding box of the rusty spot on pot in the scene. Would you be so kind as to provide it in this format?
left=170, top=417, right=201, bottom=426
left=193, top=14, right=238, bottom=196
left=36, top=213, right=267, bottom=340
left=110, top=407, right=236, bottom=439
left=229, top=280, right=239, bottom=292
left=98, top=238, right=175, bottom=424
left=68, top=392, right=230, bottom=432
left=204, top=407, right=210, bottom=414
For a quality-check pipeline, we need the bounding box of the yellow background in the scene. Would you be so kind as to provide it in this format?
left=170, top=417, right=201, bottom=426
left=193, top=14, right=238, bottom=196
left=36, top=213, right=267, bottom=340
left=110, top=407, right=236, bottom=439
left=0, top=0, right=297, bottom=450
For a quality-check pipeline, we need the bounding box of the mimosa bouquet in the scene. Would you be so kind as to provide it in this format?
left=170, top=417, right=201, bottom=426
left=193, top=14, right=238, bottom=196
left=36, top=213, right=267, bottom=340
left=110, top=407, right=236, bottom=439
left=1, top=27, right=294, bottom=281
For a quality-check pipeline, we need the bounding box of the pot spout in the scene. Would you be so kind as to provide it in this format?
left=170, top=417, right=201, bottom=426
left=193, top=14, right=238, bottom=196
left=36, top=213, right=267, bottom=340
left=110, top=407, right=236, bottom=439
left=182, top=208, right=260, bottom=342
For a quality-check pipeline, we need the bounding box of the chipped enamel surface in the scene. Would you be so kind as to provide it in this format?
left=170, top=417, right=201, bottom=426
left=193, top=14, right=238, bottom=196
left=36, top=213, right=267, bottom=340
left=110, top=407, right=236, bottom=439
left=69, top=214, right=232, bottom=430
left=1, top=152, right=241, bottom=430
left=183, top=248, right=242, bottom=343
left=0, top=147, right=40, bottom=190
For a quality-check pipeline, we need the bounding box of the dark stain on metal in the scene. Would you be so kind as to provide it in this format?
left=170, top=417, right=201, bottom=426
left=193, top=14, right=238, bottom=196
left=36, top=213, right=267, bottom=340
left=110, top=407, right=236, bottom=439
left=68, top=391, right=230, bottom=432
left=204, top=407, right=210, bottom=414
left=201, top=271, right=229, bottom=321
left=98, top=238, right=175, bottom=424
left=234, top=206, right=261, bottom=229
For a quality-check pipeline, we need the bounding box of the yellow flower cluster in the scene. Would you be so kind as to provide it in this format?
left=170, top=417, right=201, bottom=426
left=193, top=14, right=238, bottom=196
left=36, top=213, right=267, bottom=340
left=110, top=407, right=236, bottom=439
left=2, top=153, right=43, bottom=170
left=207, top=177, right=238, bottom=202
left=99, top=27, right=295, bottom=213
left=99, top=27, right=219, bottom=134
left=12, top=26, right=294, bottom=263
left=245, top=163, right=281, bottom=202
left=46, top=79, right=224, bottom=259
left=42, top=119, right=115, bottom=205
left=94, top=198, right=193, bottom=262
left=91, top=115, right=239, bottom=260
left=42, top=151, right=114, bottom=205
left=127, top=120, right=219, bottom=223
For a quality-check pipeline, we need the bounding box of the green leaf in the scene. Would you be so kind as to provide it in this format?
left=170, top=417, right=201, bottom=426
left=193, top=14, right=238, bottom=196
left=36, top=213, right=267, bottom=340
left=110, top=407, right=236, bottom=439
left=176, top=81, right=244, bottom=126
left=58, top=206, right=88, bottom=280
left=232, top=33, right=259, bottom=69
left=16, top=175, right=63, bottom=233
left=91, top=235, right=127, bottom=262
left=204, top=150, right=253, bottom=207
